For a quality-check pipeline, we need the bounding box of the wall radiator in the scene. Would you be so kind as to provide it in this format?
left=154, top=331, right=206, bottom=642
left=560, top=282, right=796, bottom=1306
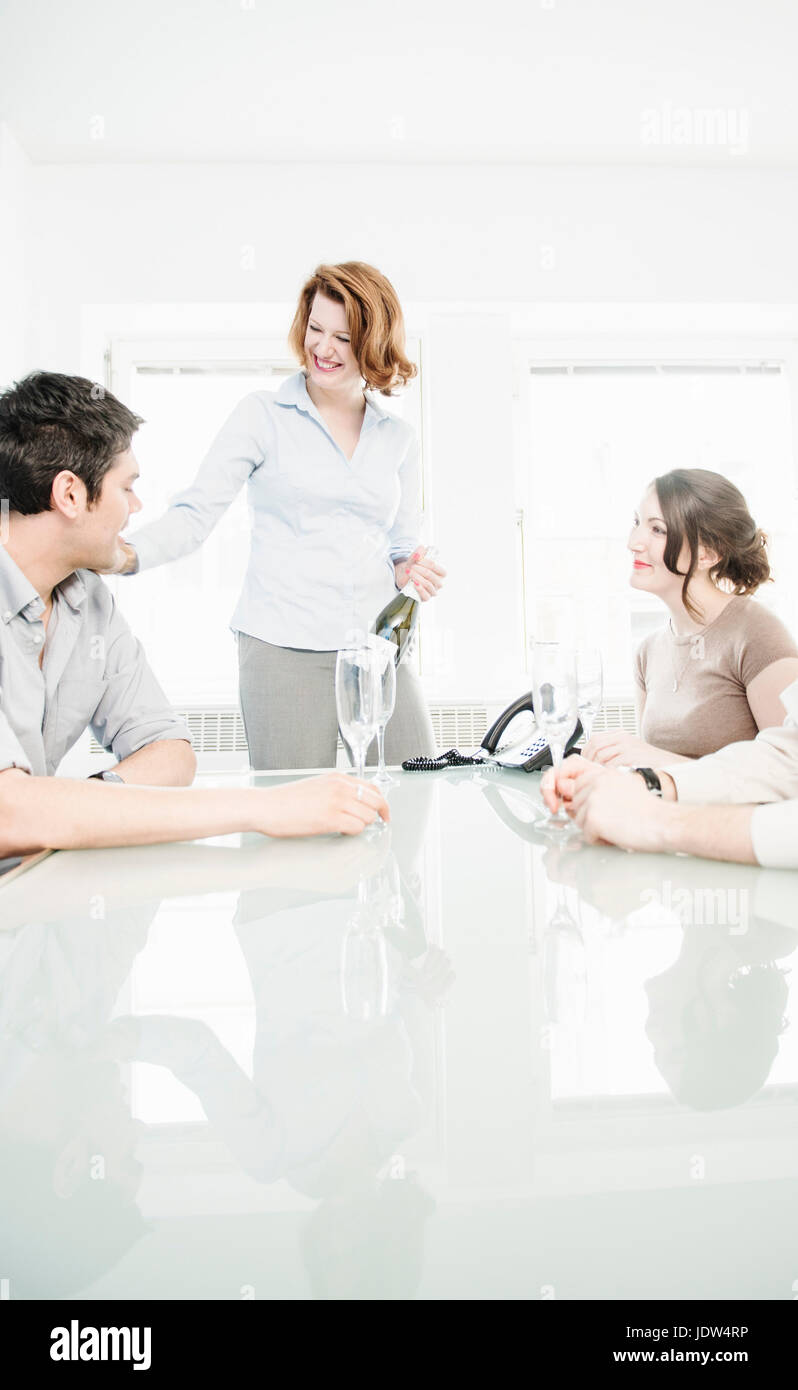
left=88, top=700, right=638, bottom=761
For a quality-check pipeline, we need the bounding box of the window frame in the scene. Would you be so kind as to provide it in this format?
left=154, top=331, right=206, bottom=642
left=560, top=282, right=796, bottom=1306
left=513, top=334, right=798, bottom=690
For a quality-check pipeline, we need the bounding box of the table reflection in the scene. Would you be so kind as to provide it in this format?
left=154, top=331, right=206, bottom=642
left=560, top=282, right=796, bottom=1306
left=1, top=768, right=796, bottom=1300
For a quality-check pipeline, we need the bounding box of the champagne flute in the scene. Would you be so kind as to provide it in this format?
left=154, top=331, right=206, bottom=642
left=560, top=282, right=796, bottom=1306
left=335, top=646, right=379, bottom=782
left=372, top=641, right=397, bottom=786
left=576, top=646, right=603, bottom=746
left=531, top=641, right=578, bottom=832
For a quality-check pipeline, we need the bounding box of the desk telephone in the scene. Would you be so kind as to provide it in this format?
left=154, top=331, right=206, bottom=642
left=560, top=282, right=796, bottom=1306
left=481, top=692, right=583, bottom=772
left=403, top=692, right=582, bottom=773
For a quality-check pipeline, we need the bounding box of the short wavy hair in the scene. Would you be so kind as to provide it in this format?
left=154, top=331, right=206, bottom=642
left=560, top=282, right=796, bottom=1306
left=288, top=262, right=417, bottom=396
left=0, top=372, right=143, bottom=515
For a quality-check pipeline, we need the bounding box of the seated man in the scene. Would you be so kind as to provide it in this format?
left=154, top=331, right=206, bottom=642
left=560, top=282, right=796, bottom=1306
left=541, top=679, right=798, bottom=867
left=0, top=372, right=387, bottom=859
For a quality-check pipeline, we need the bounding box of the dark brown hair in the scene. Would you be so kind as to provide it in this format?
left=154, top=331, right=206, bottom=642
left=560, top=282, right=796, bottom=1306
left=288, top=261, right=417, bottom=396
left=0, top=372, right=143, bottom=516
left=653, top=468, right=771, bottom=622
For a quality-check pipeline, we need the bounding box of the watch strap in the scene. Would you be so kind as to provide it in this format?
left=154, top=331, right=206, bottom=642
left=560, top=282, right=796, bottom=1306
left=633, top=766, right=663, bottom=796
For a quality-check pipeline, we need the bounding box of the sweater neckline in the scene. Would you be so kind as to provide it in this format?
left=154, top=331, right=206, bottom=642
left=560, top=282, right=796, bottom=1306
left=667, top=594, right=740, bottom=645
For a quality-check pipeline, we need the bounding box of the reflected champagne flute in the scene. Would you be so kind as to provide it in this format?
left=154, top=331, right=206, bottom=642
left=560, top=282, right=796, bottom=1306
left=576, top=646, right=603, bottom=746
left=532, top=641, right=579, bottom=833
left=340, top=873, right=389, bottom=1021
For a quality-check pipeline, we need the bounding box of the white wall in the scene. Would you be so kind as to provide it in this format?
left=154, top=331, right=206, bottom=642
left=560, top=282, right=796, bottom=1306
left=16, top=159, right=798, bottom=698
left=26, top=162, right=798, bottom=371
left=0, top=123, right=30, bottom=389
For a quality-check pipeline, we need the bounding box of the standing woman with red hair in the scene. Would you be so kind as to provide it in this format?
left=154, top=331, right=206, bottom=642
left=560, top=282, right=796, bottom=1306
left=112, top=262, right=444, bottom=770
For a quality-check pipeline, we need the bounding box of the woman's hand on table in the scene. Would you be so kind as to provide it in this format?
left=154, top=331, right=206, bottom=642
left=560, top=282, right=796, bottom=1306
left=581, top=731, right=684, bottom=768
left=394, top=548, right=447, bottom=601
left=257, top=772, right=390, bottom=838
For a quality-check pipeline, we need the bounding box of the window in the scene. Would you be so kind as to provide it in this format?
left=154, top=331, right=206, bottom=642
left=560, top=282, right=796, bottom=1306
left=109, top=337, right=423, bottom=705
left=518, top=351, right=798, bottom=692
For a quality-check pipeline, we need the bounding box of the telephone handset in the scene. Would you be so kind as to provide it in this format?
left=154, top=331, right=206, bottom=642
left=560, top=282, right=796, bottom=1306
left=481, top=692, right=583, bottom=772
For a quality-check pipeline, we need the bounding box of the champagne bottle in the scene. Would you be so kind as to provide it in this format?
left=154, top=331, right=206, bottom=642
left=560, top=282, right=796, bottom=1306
left=372, top=546, right=437, bottom=667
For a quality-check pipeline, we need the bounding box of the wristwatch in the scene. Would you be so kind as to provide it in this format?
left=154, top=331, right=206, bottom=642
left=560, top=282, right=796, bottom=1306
left=89, top=769, right=125, bottom=784
left=632, top=766, right=663, bottom=796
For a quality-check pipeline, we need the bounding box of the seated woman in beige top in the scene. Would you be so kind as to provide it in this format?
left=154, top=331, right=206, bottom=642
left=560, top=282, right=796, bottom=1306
left=583, top=468, right=798, bottom=767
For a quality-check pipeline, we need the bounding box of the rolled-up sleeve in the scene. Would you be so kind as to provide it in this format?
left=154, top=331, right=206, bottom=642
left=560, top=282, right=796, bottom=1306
left=665, top=720, right=798, bottom=806
left=387, top=433, right=422, bottom=562
left=750, top=801, right=798, bottom=869
left=89, top=597, right=193, bottom=760
left=0, top=707, right=32, bottom=775
left=129, top=392, right=271, bottom=572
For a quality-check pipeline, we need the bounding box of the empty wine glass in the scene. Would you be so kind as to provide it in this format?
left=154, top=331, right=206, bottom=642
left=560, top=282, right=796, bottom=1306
left=372, top=640, right=397, bottom=786
left=335, top=646, right=379, bottom=782
left=531, top=641, right=578, bottom=833
left=576, top=647, right=603, bottom=746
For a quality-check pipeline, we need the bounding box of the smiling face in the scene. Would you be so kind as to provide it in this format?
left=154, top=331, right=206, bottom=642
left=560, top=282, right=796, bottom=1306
left=627, top=486, right=688, bottom=601
left=303, top=292, right=362, bottom=394
left=78, top=447, right=143, bottom=571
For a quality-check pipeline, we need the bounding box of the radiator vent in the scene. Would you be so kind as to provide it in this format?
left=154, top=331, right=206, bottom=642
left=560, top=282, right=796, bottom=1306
left=89, top=700, right=637, bottom=757
left=429, top=706, right=490, bottom=749
left=592, top=701, right=639, bottom=735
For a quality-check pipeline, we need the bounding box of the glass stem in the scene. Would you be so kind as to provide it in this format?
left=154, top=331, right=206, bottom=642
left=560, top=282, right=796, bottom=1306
left=377, top=724, right=387, bottom=775
left=550, top=743, right=565, bottom=818
left=354, top=744, right=366, bottom=781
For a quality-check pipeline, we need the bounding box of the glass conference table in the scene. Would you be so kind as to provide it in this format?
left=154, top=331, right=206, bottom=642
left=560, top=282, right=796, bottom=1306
left=1, top=767, right=796, bottom=1303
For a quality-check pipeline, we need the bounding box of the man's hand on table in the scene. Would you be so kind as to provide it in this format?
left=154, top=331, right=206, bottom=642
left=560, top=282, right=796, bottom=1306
left=257, top=772, right=390, bottom=838
left=540, top=755, right=676, bottom=854
left=540, top=754, right=606, bottom=817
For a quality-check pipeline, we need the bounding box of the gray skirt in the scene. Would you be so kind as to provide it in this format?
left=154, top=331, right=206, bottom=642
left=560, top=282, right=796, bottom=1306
left=237, top=633, right=436, bottom=770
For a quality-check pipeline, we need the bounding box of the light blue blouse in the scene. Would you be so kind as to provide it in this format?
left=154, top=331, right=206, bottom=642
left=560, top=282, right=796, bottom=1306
left=129, top=371, right=422, bottom=651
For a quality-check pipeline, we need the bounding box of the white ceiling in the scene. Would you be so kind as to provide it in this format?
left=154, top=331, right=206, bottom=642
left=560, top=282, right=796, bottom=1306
left=2, top=0, right=798, bottom=165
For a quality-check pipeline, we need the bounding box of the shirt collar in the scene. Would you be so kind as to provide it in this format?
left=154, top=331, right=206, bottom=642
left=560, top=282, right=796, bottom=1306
left=57, top=570, right=88, bottom=613
left=0, top=542, right=42, bottom=623
left=0, top=543, right=87, bottom=624
left=274, top=370, right=391, bottom=429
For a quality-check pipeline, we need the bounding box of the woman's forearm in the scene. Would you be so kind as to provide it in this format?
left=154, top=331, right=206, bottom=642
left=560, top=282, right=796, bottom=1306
left=645, top=744, right=692, bottom=765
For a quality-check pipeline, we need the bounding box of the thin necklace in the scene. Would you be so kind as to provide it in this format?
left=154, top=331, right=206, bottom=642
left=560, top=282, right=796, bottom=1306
left=669, top=644, right=695, bottom=692
left=668, top=624, right=703, bottom=692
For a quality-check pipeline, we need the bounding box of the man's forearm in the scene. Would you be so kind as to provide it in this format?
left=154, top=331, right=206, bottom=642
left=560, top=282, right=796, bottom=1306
left=0, top=771, right=260, bottom=855
left=657, top=802, right=757, bottom=863
left=114, top=738, right=196, bottom=786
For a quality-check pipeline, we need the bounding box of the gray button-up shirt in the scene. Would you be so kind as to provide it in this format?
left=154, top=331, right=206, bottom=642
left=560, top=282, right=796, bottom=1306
left=0, top=543, right=192, bottom=777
